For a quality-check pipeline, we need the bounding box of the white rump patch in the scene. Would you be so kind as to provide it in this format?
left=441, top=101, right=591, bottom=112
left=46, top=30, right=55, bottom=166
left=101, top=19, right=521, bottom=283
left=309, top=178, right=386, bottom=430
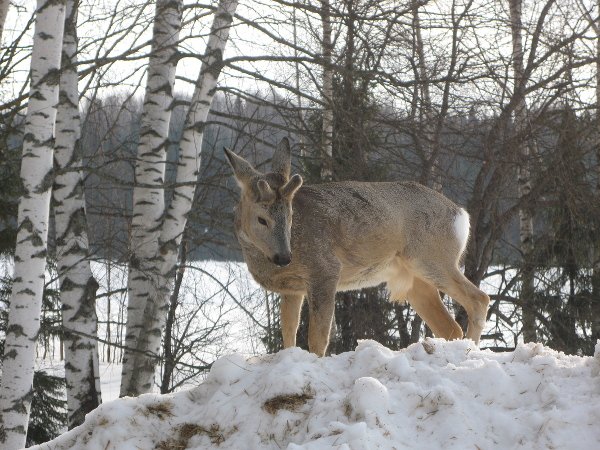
left=454, top=208, right=470, bottom=254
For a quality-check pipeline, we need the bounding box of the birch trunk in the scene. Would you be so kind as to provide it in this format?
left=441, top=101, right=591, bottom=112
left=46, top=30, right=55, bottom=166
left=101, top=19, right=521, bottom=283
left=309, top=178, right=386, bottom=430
left=320, top=0, right=333, bottom=180
left=119, top=0, right=183, bottom=398
left=509, top=0, right=536, bottom=343
left=0, top=1, right=66, bottom=448
left=53, top=0, right=101, bottom=428
left=121, top=0, right=238, bottom=396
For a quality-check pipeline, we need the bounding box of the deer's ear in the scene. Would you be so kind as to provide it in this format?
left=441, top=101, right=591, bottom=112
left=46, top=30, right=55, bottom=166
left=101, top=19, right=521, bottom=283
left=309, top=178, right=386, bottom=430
left=224, top=148, right=260, bottom=189
left=281, top=174, right=303, bottom=199
left=272, top=137, right=291, bottom=180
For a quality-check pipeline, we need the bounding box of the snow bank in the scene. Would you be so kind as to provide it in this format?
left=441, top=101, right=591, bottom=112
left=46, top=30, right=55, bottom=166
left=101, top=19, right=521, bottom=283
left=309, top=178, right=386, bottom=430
left=30, top=340, right=600, bottom=450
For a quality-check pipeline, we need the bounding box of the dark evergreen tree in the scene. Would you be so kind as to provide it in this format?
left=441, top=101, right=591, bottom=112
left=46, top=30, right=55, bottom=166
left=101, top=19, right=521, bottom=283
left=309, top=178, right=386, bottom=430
left=25, top=371, right=67, bottom=447
left=0, top=119, right=22, bottom=256
left=535, top=106, right=597, bottom=354
left=0, top=267, right=67, bottom=445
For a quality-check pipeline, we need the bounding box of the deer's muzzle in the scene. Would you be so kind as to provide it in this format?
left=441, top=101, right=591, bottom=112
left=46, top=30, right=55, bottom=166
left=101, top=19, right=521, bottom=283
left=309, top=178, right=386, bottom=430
left=273, top=252, right=292, bottom=267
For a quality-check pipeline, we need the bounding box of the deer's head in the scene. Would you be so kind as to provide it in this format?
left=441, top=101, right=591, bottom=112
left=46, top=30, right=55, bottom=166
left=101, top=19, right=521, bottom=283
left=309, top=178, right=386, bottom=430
left=225, top=138, right=303, bottom=267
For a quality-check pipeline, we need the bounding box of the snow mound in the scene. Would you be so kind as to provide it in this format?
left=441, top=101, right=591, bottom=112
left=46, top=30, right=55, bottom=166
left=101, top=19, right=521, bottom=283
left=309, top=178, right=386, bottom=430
left=31, top=340, right=600, bottom=450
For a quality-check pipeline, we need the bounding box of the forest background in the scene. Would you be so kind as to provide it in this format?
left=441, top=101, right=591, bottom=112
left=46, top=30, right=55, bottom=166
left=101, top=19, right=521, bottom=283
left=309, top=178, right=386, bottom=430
left=1, top=0, right=600, bottom=447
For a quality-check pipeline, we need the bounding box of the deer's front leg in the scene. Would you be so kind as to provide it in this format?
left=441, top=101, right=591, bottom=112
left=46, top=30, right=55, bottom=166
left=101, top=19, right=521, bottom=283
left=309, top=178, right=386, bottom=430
left=307, top=272, right=339, bottom=357
left=280, top=294, right=304, bottom=348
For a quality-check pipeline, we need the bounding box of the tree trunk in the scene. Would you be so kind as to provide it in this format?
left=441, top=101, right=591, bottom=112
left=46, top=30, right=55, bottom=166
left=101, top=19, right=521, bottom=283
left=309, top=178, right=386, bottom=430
left=320, top=0, right=333, bottom=180
left=292, top=6, right=306, bottom=158
left=121, top=0, right=239, bottom=397
left=411, top=1, right=440, bottom=191
left=0, top=1, right=66, bottom=448
left=593, top=0, right=600, bottom=343
left=120, top=0, right=183, bottom=398
left=53, top=0, right=102, bottom=429
left=160, top=241, right=187, bottom=394
left=509, top=0, right=536, bottom=343
left=0, top=0, right=9, bottom=44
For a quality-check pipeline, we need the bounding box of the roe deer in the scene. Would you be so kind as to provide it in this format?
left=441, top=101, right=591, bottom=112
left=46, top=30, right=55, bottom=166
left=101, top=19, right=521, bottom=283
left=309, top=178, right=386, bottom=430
left=224, top=138, right=489, bottom=356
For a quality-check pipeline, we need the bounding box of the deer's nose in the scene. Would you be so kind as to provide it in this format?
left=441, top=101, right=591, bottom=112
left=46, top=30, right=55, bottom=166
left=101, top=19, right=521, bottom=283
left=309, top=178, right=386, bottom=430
left=273, top=253, right=291, bottom=267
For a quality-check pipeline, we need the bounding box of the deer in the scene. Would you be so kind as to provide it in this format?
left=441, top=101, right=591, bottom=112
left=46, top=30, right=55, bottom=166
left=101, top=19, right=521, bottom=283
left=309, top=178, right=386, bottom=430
left=224, top=138, right=490, bottom=357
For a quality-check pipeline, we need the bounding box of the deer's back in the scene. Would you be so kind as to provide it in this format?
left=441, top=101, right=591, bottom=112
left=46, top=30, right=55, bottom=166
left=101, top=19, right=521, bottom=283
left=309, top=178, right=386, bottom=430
left=293, top=181, right=463, bottom=248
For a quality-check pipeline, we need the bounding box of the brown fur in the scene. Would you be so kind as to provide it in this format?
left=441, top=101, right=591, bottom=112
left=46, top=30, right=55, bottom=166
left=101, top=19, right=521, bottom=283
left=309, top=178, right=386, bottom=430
left=225, top=139, right=489, bottom=356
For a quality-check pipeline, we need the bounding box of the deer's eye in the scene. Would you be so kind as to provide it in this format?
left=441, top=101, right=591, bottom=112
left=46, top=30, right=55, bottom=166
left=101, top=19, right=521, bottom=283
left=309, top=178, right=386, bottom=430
left=258, top=217, right=268, bottom=226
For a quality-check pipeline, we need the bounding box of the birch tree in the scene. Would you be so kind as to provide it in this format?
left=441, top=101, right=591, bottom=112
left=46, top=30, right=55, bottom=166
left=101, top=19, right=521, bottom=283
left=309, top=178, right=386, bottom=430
left=120, top=0, right=183, bottom=397
left=53, top=0, right=101, bottom=428
left=121, top=0, right=239, bottom=396
left=0, top=1, right=66, bottom=448
left=508, top=0, right=536, bottom=343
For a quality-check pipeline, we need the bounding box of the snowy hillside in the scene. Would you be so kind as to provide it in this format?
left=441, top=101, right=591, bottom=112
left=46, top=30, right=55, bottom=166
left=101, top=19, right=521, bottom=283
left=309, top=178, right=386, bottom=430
left=31, top=340, right=600, bottom=450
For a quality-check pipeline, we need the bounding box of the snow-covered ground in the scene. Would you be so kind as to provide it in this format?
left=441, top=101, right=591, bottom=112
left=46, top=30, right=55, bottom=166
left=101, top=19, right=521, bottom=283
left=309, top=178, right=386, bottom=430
left=31, top=339, right=600, bottom=450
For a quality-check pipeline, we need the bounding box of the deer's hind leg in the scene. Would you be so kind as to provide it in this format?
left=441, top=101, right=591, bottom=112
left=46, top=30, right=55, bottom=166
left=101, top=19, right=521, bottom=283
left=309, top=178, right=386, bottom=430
left=407, top=277, right=463, bottom=340
left=281, top=294, right=304, bottom=348
left=436, top=268, right=489, bottom=344
left=414, top=260, right=489, bottom=345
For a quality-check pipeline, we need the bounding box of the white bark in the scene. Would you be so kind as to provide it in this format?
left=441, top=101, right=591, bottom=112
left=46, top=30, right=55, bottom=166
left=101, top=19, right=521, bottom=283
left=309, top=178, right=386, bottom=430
left=509, top=0, right=536, bottom=342
left=122, top=0, right=239, bottom=395
left=53, top=0, right=101, bottom=428
left=120, top=0, right=183, bottom=398
left=320, top=0, right=333, bottom=180
left=0, top=1, right=66, bottom=448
